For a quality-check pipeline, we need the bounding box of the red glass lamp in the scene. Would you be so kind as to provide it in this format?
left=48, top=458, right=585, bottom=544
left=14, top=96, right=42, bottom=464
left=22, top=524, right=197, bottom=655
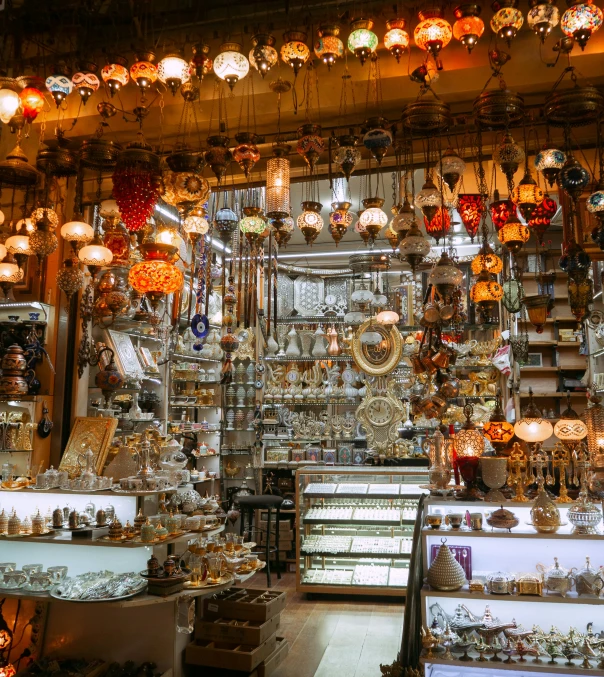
left=527, top=194, right=557, bottom=245
left=458, top=193, right=485, bottom=242
left=424, top=207, right=451, bottom=244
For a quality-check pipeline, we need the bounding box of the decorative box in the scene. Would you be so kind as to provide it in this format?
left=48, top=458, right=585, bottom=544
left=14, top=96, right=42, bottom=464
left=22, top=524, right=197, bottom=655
left=291, top=448, right=305, bottom=463
left=338, top=445, right=353, bottom=465
left=266, top=448, right=289, bottom=463
left=306, top=447, right=321, bottom=462
left=352, top=449, right=365, bottom=465
left=323, top=448, right=336, bottom=465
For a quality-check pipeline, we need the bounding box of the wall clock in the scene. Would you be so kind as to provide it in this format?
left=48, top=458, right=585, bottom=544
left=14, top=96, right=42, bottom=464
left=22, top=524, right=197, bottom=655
left=355, top=381, right=406, bottom=457
left=351, top=319, right=402, bottom=376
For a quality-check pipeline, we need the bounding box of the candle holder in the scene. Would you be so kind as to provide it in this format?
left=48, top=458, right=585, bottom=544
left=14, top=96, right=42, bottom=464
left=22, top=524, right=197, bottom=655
left=507, top=442, right=530, bottom=502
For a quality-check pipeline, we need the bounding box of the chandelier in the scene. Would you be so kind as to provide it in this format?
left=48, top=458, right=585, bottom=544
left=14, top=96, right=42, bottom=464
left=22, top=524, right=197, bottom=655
left=384, top=19, right=410, bottom=61
left=213, top=43, right=250, bottom=90
left=128, top=242, right=184, bottom=312
left=453, top=4, right=485, bottom=51
left=490, top=0, right=524, bottom=44
left=314, top=24, right=344, bottom=69
left=348, top=19, right=378, bottom=64
left=561, top=0, right=603, bottom=49
left=280, top=31, right=310, bottom=75
left=249, top=34, right=278, bottom=77
left=527, top=0, right=560, bottom=40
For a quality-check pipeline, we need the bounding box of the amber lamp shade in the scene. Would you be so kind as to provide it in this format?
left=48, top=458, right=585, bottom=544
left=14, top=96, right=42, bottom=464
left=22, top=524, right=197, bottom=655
left=128, top=242, right=183, bottom=311
left=483, top=420, right=515, bottom=449
left=523, top=294, right=550, bottom=333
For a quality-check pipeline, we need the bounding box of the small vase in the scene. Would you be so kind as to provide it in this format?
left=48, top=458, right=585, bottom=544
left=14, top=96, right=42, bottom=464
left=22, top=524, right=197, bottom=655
left=327, top=326, right=341, bottom=356
left=427, top=540, right=467, bottom=591
left=266, top=334, right=279, bottom=356
left=312, top=327, right=328, bottom=357
left=285, top=327, right=301, bottom=357
left=299, top=330, right=314, bottom=358
left=129, top=392, right=143, bottom=420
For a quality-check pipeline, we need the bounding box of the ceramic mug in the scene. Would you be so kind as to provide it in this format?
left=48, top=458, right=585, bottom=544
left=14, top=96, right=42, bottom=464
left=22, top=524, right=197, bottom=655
left=29, top=572, right=52, bottom=591
left=47, top=565, right=68, bottom=582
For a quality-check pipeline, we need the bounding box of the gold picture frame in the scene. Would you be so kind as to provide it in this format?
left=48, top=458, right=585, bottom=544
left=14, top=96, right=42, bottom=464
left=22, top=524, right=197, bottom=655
left=59, top=416, right=118, bottom=478
left=351, top=319, right=403, bottom=376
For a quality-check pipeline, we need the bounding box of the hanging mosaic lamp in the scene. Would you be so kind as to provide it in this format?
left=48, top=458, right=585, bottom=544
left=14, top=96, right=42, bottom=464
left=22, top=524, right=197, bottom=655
left=490, top=0, right=525, bottom=44
left=297, top=201, right=324, bottom=245
left=559, top=239, right=591, bottom=281
left=130, top=51, right=158, bottom=96
left=483, top=394, right=515, bottom=453
left=424, top=208, right=451, bottom=244
left=559, top=155, right=590, bottom=202
left=384, top=19, right=410, bottom=61
left=527, top=0, right=560, bottom=40
left=497, top=211, right=530, bottom=253
left=535, top=145, right=566, bottom=187
left=470, top=268, right=504, bottom=319
left=554, top=395, right=588, bottom=441
left=329, top=201, right=354, bottom=246
left=489, top=190, right=517, bottom=231
left=458, top=193, right=485, bottom=242
left=183, top=206, right=210, bottom=247
left=362, top=118, right=393, bottom=165
left=239, top=206, right=267, bottom=249
left=561, top=0, right=603, bottom=49
left=359, top=197, right=388, bottom=243
left=191, top=43, right=213, bottom=80
left=429, top=250, right=463, bottom=297
left=355, top=214, right=371, bottom=244
left=280, top=31, right=310, bottom=75
left=391, top=197, right=416, bottom=239
left=438, top=147, right=466, bottom=192
left=453, top=4, right=485, bottom=51
left=249, top=34, right=278, bottom=78
left=471, top=242, right=503, bottom=274
left=213, top=43, right=250, bottom=90
left=522, top=294, right=551, bottom=333
left=233, top=133, right=261, bottom=178
left=0, top=86, right=20, bottom=124
left=384, top=224, right=399, bottom=250
left=101, top=56, right=129, bottom=97
left=205, top=135, right=233, bottom=184
left=45, top=67, right=73, bottom=107
left=265, top=144, right=291, bottom=237
left=348, top=18, right=378, bottom=64
left=416, top=177, right=442, bottom=222
left=0, top=253, right=23, bottom=299
left=72, top=67, right=100, bottom=105
left=29, top=212, right=58, bottom=267
left=297, top=124, right=324, bottom=172
left=512, top=170, right=545, bottom=220
left=56, top=257, right=85, bottom=303
left=568, top=277, right=593, bottom=320
left=502, top=276, right=524, bottom=313
left=314, top=24, right=344, bottom=69
left=271, top=216, right=295, bottom=247
left=493, top=132, right=525, bottom=191
left=128, top=242, right=184, bottom=312
left=414, top=8, right=453, bottom=65
left=18, top=84, right=45, bottom=123
left=527, top=193, right=557, bottom=244
left=587, top=179, right=604, bottom=225
left=334, top=134, right=361, bottom=180
left=214, top=206, right=239, bottom=245
left=399, top=221, right=431, bottom=271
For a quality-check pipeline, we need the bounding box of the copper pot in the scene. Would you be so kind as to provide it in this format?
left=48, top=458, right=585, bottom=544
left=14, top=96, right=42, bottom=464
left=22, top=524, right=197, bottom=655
left=411, top=355, right=427, bottom=374
left=1, top=344, right=27, bottom=372
left=439, top=375, right=460, bottom=398
left=420, top=351, right=438, bottom=374
left=432, top=348, right=451, bottom=369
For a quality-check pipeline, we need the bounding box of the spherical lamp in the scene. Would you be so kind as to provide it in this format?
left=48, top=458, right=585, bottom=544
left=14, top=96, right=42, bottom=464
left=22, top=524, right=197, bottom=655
left=489, top=191, right=517, bottom=231
left=514, top=388, right=554, bottom=443
left=0, top=253, right=24, bottom=299
left=415, top=177, right=442, bottom=222
left=45, top=73, right=73, bottom=107
left=130, top=58, right=158, bottom=95
left=78, top=232, right=114, bottom=279
left=19, top=87, right=45, bottom=123
left=453, top=4, right=485, bottom=51
left=512, top=171, right=545, bottom=220
left=414, top=9, right=453, bottom=61
left=314, top=24, right=345, bottom=68
left=213, top=43, right=249, bottom=90
left=535, top=145, right=566, bottom=187
left=384, top=19, right=410, bottom=61
left=483, top=394, right=515, bottom=454
left=559, top=155, right=591, bottom=202
left=527, top=194, right=557, bottom=245
left=471, top=243, right=503, bottom=275
left=128, top=242, right=183, bottom=312
left=280, top=31, right=310, bottom=74
left=399, top=221, right=431, bottom=271
left=158, top=53, right=191, bottom=94
left=359, top=197, right=388, bottom=242
left=438, top=147, right=466, bottom=191
left=376, top=310, right=400, bottom=328
left=61, top=219, right=94, bottom=251
left=5, top=232, right=33, bottom=269
left=428, top=250, right=463, bottom=297
left=498, top=212, right=530, bottom=253
left=494, top=132, right=525, bottom=189
left=561, top=0, right=603, bottom=49
left=101, top=58, right=129, bottom=97
left=334, top=134, right=362, bottom=180
left=490, top=0, right=524, bottom=44
left=0, top=88, right=20, bottom=123
left=249, top=34, right=278, bottom=77
left=72, top=70, right=100, bottom=105
left=348, top=19, right=378, bottom=64
left=554, top=395, right=588, bottom=444
left=297, top=201, right=324, bottom=245
left=470, top=268, right=504, bottom=319
left=528, top=0, right=560, bottom=40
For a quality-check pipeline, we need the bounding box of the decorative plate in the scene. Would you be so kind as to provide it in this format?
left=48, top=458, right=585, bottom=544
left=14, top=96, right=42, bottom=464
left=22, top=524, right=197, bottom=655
left=265, top=274, right=295, bottom=317
left=293, top=275, right=325, bottom=316
left=191, top=313, right=209, bottom=339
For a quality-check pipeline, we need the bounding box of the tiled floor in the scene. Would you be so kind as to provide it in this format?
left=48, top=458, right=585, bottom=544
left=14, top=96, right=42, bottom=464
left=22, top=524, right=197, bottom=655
left=245, top=572, right=404, bottom=677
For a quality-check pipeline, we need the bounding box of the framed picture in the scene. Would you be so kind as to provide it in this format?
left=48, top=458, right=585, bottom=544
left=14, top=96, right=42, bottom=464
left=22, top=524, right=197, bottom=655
left=59, top=416, right=118, bottom=478
left=105, top=329, right=145, bottom=380
left=527, top=353, right=543, bottom=367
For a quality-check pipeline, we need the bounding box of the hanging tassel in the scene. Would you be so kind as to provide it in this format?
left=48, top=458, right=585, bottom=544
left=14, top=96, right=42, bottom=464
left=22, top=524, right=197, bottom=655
left=266, top=230, right=273, bottom=337
left=237, top=238, right=243, bottom=327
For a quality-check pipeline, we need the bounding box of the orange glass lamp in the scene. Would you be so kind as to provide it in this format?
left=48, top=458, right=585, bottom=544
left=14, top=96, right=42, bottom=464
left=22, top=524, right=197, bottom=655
left=490, top=0, right=524, bottom=44
left=0, top=253, right=24, bottom=299
left=497, top=212, right=530, bottom=254
left=19, top=87, right=45, bottom=122
left=101, top=57, right=129, bottom=96
left=522, top=294, right=551, bottom=333
left=453, top=4, right=485, bottom=51
left=514, top=388, right=554, bottom=445
left=130, top=58, right=158, bottom=95
left=471, top=242, right=503, bottom=275
left=384, top=19, right=410, bottom=61
left=128, top=242, right=184, bottom=312
left=455, top=404, right=486, bottom=498
left=5, top=230, right=33, bottom=269
left=512, top=170, right=544, bottom=221
left=470, top=268, right=504, bottom=320
left=483, top=393, right=515, bottom=454
left=0, top=623, right=12, bottom=649
left=414, top=8, right=453, bottom=67
left=0, top=663, right=16, bottom=677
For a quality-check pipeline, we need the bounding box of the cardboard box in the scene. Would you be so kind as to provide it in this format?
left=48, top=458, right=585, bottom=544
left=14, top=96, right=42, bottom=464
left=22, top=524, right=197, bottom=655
left=185, top=634, right=277, bottom=672
left=258, top=518, right=292, bottom=530
left=258, top=637, right=289, bottom=677
left=258, top=530, right=294, bottom=543
left=203, top=588, right=287, bottom=622
left=195, top=613, right=281, bottom=646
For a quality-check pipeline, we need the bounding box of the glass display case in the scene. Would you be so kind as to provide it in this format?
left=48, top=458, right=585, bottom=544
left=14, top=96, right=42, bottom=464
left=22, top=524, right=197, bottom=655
left=296, top=466, right=428, bottom=596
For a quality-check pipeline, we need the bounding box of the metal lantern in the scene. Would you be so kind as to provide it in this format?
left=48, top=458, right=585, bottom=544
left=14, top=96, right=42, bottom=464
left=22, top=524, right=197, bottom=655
left=334, top=134, right=361, bottom=180
left=494, top=132, right=525, bottom=190
left=233, top=132, right=261, bottom=178
left=190, top=43, right=213, bottom=81
left=483, top=395, right=515, bottom=453
left=265, top=145, right=291, bottom=225
left=528, top=0, right=560, bottom=40
left=248, top=34, right=278, bottom=77
left=587, top=180, right=604, bottom=223
left=384, top=19, right=410, bottom=61
left=470, top=268, right=504, bottom=317
left=415, top=177, right=442, bottom=222
left=559, top=239, right=591, bottom=281
left=584, top=393, right=604, bottom=458
left=329, top=201, right=354, bottom=246
left=205, top=135, right=233, bottom=183
left=512, top=171, right=545, bottom=220
left=280, top=31, right=310, bottom=75
left=214, top=206, right=238, bottom=245
left=297, top=201, right=324, bottom=245
left=559, top=155, right=591, bottom=202
left=314, top=24, right=344, bottom=68
left=471, top=244, right=503, bottom=274
left=502, top=277, right=524, bottom=313
left=359, top=197, right=388, bottom=242
left=523, top=294, right=551, bottom=333
left=453, top=4, right=485, bottom=51
left=561, top=0, right=603, bottom=49
left=490, top=0, right=525, bottom=44
left=535, top=145, right=566, bottom=187
left=348, top=18, right=378, bottom=64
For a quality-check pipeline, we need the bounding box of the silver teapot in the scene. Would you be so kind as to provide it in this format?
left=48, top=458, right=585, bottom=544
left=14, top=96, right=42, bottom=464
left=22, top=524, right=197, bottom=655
left=537, top=557, right=575, bottom=597
left=575, top=557, right=604, bottom=597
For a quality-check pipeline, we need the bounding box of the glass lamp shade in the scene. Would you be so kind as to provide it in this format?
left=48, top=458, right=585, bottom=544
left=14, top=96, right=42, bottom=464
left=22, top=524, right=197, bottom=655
left=72, top=71, right=100, bottom=104
left=314, top=29, right=345, bottom=69
left=128, top=259, right=183, bottom=298
left=19, top=87, right=45, bottom=122
left=16, top=218, right=34, bottom=234
left=78, top=236, right=114, bottom=268
left=399, top=223, right=431, bottom=270
left=0, top=244, right=6, bottom=261
left=523, top=293, right=551, bottom=333
left=514, top=418, right=553, bottom=442
left=249, top=34, right=279, bottom=76
left=414, top=9, right=453, bottom=57
left=362, top=123, right=393, bottom=165
left=233, top=135, right=261, bottom=178
left=490, top=5, right=524, bottom=43
left=0, top=89, right=20, bottom=123
left=470, top=270, right=504, bottom=305
left=569, top=277, right=593, bottom=320
left=183, top=214, right=210, bottom=237
left=214, top=207, right=238, bottom=244
left=439, top=147, right=466, bottom=191
left=330, top=202, right=354, bottom=229
left=512, top=173, right=545, bottom=220
left=384, top=224, right=399, bottom=249
left=0, top=664, right=16, bottom=677
left=415, top=177, right=442, bottom=222
left=528, top=1, right=560, bottom=40
left=429, top=251, right=463, bottom=296
left=535, top=146, right=566, bottom=186
left=376, top=310, right=400, bottom=328
left=490, top=197, right=517, bottom=231
left=554, top=418, right=588, bottom=441
left=559, top=156, right=591, bottom=201
left=392, top=199, right=416, bottom=233
left=527, top=194, right=557, bottom=244
left=457, top=193, right=485, bottom=241
left=384, top=19, right=410, bottom=61
left=562, top=1, right=603, bottom=48
left=456, top=427, right=485, bottom=458
left=280, top=32, right=311, bottom=74
left=453, top=9, right=485, bottom=51
left=99, top=199, right=121, bottom=220
left=351, top=286, right=374, bottom=304
left=348, top=20, right=379, bottom=64
left=266, top=154, right=290, bottom=218
left=502, top=278, right=524, bottom=313
left=297, top=124, right=325, bottom=171
left=213, top=43, right=249, bottom=89
left=6, top=234, right=32, bottom=256
left=297, top=201, right=324, bottom=245
left=359, top=198, right=388, bottom=240
left=559, top=239, right=591, bottom=280
left=61, top=220, right=94, bottom=244
left=483, top=420, right=515, bottom=446
left=45, top=74, right=73, bottom=106
left=424, top=208, right=451, bottom=243
left=31, top=207, right=59, bottom=230
left=497, top=214, right=530, bottom=253
left=334, top=143, right=362, bottom=180
left=130, top=61, right=158, bottom=90
left=588, top=188, right=604, bottom=214
left=494, top=132, right=525, bottom=183
left=158, top=54, right=191, bottom=93
left=101, top=63, right=129, bottom=94
left=239, top=213, right=266, bottom=236
left=361, top=330, right=382, bottom=345
left=0, top=258, right=23, bottom=285
left=471, top=247, right=503, bottom=275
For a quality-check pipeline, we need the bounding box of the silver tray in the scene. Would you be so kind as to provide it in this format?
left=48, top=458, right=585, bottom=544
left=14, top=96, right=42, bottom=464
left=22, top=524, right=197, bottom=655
left=50, top=582, right=147, bottom=603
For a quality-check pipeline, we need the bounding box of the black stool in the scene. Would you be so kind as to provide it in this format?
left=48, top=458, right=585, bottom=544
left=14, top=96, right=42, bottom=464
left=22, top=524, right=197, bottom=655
left=238, top=494, right=284, bottom=587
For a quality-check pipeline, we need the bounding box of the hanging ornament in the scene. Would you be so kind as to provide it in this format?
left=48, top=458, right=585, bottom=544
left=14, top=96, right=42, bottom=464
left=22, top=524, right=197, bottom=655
left=470, top=268, right=504, bottom=318
left=453, top=4, right=485, bottom=51
left=568, top=277, right=593, bottom=320
left=280, top=31, right=310, bottom=75
left=490, top=0, right=525, bottom=44
left=391, top=198, right=416, bottom=239
left=130, top=51, right=158, bottom=96
left=29, top=212, right=58, bottom=267
left=314, top=24, right=344, bottom=68
left=56, top=257, right=85, bottom=304
left=399, top=221, right=431, bottom=271
left=512, top=170, right=545, bottom=220
left=162, top=151, right=209, bottom=212
left=265, top=144, right=291, bottom=237
left=522, top=294, right=551, bottom=333
left=297, top=201, right=324, bottom=245
left=158, top=52, right=191, bottom=95
left=72, top=67, right=100, bottom=105
left=527, top=0, right=561, bottom=40
left=414, top=8, right=453, bottom=67
left=494, top=132, right=525, bottom=192
left=362, top=117, right=393, bottom=165
left=424, top=207, right=451, bottom=243
left=354, top=213, right=371, bottom=244
left=498, top=211, right=530, bottom=253
left=233, top=133, right=261, bottom=178
left=0, top=87, right=20, bottom=124
left=329, top=201, right=353, bottom=246
left=527, top=194, right=557, bottom=244
left=249, top=34, right=278, bottom=77
left=559, top=239, right=591, bottom=281
left=348, top=18, right=378, bottom=64
left=471, top=242, right=503, bottom=274
left=384, top=19, right=410, bottom=61
left=489, top=190, right=517, bottom=230
left=587, top=179, right=604, bottom=224
left=271, top=216, right=295, bottom=247
left=438, top=147, right=466, bottom=192
left=101, top=57, right=129, bottom=97
left=239, top=206, right=268, bottom=253
left=415, top=176, right=442, bottom=223
left=502, top=276, right=524, bottom=312
left=128, top=242, right=184, bottom=313
left=214, top=206, right=239, bottom=245
left=334, top=134, right=362, bottom=180
left=561, top=0, right=603, bottom=49
left=45, top=68, right=73, bottom=107
left=458, top=194, right=485, bottom=242
left=297, top=124, right=324, bottom=172
left=384, top=224, right=399, bottom=250
left=18, top=86, right=45, bottom=123
left=191, top=43, right=213, bottom=80
left=205, top=135, right=233, bottom=184
left=559, top=155, right=590, bottom=202
left=429, top=251, right=463, bottom=297
left=535, top=145, right=566, bottom=187
left=359, top=197, right=388, bottom=243
left=213, top=43, right=250, bottom=90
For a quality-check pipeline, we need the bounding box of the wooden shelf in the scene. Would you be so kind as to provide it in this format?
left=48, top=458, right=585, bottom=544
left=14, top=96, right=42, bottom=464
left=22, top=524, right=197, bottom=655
left=422, top=527, right=604, bottom=540
left=421, top=584, right=604, bottom=606
left=519, top=392, right=586, bottom=398
left=421, top=656, right=604, bottom=676
left=519, top=367, right=560, bottom=372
